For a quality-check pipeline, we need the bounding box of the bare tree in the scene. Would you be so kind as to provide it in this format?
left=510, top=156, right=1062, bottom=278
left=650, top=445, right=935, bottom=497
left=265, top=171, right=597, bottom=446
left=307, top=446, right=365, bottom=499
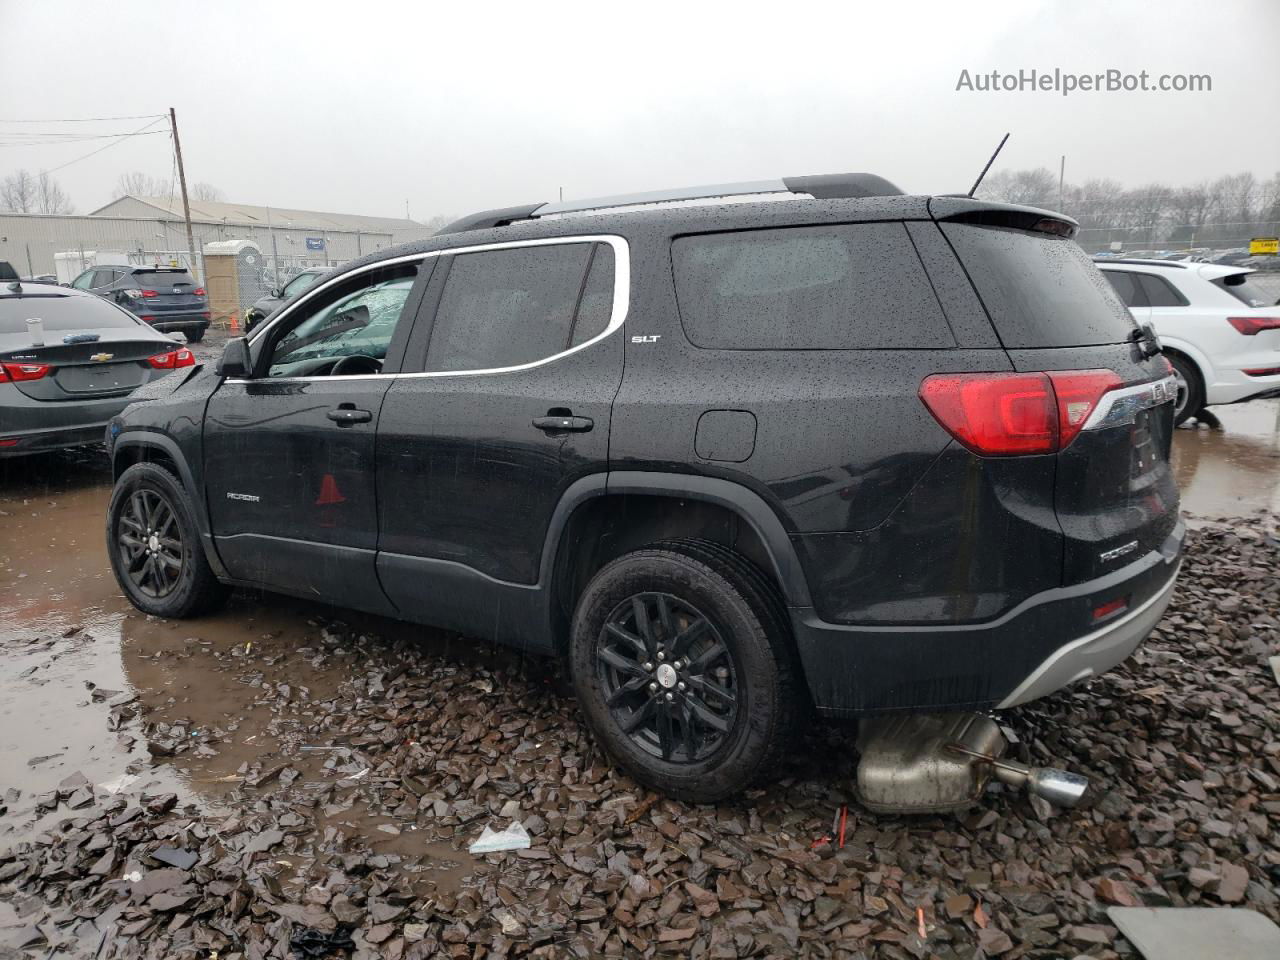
left=978, top=167, right=1057, bottom=207
left=190, top=182, right=225, bottom=202
left=1166, top=182, right=1216, bottom=243
left=114, top=171, right=173, bottom=199
left=35, top=171, right=74, bottom=215
left=0, top=169, right=38, bottom=212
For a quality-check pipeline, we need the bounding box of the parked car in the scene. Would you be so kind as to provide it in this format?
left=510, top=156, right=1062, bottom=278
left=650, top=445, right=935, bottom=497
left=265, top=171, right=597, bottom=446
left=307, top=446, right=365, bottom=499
left=105, top=175, right=1183, bottom=800
left=1, top=281, right=193, bottom=457
left=69, top=265, right=210, bottom=342
left=22, top=274, right=59, bottom=284
left=1095, top=258, right=1280, bottom=423
left=243, top=268, right=329, bottom=333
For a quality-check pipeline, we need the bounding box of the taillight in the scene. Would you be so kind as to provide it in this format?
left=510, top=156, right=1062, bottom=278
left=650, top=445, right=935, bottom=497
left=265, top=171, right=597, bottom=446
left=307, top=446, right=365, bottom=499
left=148, top=349, right=195, bottom=369
left=920, top=369, right=1122, bottom=456
left=140, top=289, right=158, bottom=298
left=1243, top=366, right=1280, bottom=377
left=1047, top=369, right=1123, bottom=448
left=1227, top=316, right=1280, bottom=336
left=0, top=361, right=52, bottom=382
left=193, top=287, right=206, bottom=296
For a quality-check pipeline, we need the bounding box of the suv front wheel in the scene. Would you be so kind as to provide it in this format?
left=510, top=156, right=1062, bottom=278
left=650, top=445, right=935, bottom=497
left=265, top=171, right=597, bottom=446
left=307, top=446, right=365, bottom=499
left=569, top=540, right=800, bottom=802
left=107, top=462, right=229, bottom=618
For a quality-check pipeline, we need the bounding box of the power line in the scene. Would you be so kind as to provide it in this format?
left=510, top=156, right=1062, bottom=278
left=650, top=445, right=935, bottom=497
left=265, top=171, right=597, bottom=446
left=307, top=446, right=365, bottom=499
left=0, top=131, right=169, bottom=148
left=41, top=117, right=168, bottom=174
left=0, top=114, right=167, bottom=123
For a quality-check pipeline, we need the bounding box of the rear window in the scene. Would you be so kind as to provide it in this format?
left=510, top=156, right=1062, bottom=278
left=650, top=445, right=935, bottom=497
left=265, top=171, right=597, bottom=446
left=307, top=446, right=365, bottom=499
left=133, top=270, right=196, bottom=287
left=671, top=223, right=953, bottom=350
left=942, top=224, right=1137, bottom=347
left=1212, top=272, right=1276, bottom=308
left=0, top=294, right=144, bottom=333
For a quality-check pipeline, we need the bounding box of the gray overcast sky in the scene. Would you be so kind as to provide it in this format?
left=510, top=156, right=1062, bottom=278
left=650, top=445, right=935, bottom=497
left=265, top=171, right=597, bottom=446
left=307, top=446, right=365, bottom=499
left=4, top=0, right=1278, bottom=220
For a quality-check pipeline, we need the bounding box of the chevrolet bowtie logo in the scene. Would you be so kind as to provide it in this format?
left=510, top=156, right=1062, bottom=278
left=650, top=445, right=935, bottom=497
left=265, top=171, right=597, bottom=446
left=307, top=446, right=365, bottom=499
left=90, top=352, right=114, bottom=362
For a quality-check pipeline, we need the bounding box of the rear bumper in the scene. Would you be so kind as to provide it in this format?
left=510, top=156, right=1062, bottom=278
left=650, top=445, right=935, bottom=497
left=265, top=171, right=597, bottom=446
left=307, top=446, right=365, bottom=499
left=0, top=387, right=134, bottom=457
left=791, top=519, right=1184, bottom=716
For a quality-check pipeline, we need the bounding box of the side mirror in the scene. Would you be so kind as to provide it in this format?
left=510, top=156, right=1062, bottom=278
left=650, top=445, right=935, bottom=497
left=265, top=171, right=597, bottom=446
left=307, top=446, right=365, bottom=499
left=215, top=337, right=252, bottom=378
left=272, top=287, right=284, bottom=299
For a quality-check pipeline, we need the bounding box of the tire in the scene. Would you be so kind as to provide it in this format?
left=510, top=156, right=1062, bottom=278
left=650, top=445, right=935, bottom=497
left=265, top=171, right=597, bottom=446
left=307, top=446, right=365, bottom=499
left=569, top=539, right=801, bottom=802
left=107, top=462, right=228, bottom=618
left=186, top=328, right=205, bottom=344
left=1167, top=352, right=1204, bottom=425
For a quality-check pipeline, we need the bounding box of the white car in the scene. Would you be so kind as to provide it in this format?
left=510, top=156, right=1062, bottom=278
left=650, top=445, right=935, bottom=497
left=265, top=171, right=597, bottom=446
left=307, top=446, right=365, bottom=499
left=1095, top=258, right=1280, bottom=423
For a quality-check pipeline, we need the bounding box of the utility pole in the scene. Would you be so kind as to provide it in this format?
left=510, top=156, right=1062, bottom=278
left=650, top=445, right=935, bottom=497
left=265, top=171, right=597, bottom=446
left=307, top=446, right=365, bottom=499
left=1058, top=155, right=1065, bottom=212
left=169, top=107, right=199, bottom=283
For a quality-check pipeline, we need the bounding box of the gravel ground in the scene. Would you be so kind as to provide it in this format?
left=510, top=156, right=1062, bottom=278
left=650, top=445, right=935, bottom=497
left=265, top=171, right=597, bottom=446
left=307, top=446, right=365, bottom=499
left=2, top=517, right=1278, bottom=959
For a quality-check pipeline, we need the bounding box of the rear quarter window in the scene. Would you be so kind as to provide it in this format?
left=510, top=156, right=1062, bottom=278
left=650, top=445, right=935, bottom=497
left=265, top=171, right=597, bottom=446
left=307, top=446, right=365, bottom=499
left=941, top=224, right=1137, bottom=347
left=1212, top=272, right=1277, bottom=308
left=671, top=223, right=954, bottom=350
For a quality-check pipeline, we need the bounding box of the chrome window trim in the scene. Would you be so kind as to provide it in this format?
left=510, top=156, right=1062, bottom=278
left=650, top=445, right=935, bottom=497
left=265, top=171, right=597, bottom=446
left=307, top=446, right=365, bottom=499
left=1081, top=375, right=1178, bottom=432
left=234, top=235, right=629, bottom=383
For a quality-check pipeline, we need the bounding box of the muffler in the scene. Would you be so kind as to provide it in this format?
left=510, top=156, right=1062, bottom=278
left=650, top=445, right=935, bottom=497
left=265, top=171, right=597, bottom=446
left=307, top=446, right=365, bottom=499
left=855, top=713, right=1089, bottom=814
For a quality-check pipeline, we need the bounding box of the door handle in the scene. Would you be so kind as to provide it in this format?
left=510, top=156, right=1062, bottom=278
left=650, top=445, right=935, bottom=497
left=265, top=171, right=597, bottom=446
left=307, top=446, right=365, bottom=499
left=327, top=406, right=372, bottom=425
left=532, top=414, right=593, bottom=433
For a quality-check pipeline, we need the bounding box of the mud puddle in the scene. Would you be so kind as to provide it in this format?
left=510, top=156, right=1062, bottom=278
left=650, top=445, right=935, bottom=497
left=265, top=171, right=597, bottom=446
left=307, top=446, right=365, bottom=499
left=1174, top=398, right=1280, bottom=517
left=0, top=448, right=528, bottom=897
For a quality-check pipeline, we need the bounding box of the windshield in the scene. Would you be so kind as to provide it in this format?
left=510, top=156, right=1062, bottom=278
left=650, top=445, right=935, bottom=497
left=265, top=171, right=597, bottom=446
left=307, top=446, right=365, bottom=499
left=0, top=294, right=144, bottom=334
left=1212, top=272, right=1278, bottom=308
left=282, top=271, right=324, bottom=298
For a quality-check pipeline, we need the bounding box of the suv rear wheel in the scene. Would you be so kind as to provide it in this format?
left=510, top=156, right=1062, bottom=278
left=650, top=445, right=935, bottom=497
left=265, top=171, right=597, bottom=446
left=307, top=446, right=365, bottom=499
left=107, top=462, right=228, bottom=618
left=1167, top=352, right=1204, bottom=425
left=569, top=540, right=800, bottom=802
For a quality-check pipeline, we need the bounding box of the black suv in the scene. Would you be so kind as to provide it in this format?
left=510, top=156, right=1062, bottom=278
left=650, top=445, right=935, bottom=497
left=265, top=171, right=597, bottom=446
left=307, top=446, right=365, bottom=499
left=104, top=173, right=1183, bottom=801
left=70, top=265, right=210, bottom=341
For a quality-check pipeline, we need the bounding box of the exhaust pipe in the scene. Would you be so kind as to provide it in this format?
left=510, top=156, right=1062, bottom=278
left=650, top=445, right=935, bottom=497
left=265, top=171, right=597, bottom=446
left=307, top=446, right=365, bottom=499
left=948, top=744, right=1090, bottom=808
left=855, top=713, right=1090, bottom=814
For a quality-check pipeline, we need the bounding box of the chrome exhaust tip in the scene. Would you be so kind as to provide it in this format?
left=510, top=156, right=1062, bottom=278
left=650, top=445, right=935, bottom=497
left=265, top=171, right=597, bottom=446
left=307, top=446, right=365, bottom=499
left=990, top=759, right=1090, bottom=808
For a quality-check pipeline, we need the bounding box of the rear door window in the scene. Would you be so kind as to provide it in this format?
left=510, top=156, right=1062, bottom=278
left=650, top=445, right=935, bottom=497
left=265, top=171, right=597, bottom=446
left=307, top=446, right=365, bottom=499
left=671, top=223, right=953, bottom=349
left=1135, top=273, right=1188, bottom=307
left=424, top=242, right=601, bottom=372
left=1102, top=271, right=1145, bottom=308
left=941, top=224, right=1138, bottom=347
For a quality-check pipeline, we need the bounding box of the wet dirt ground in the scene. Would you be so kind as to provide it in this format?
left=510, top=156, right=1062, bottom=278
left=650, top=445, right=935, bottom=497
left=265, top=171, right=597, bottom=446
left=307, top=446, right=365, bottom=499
left=1, top=378, right=1278, bottom=957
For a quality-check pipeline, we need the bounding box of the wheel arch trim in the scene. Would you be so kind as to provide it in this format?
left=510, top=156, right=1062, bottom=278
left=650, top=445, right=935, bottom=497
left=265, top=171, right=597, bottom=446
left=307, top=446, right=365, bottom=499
left=541, top=471, right=812, bottom=608
left=111, top=431, right=227, bottom=578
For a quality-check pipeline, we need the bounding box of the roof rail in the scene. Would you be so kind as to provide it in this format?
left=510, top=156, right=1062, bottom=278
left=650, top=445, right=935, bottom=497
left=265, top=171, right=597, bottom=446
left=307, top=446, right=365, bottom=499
left=436, top=203, right=546, bottom=236
left=1092, top=258, right=1189, bottom=269
left=434, top=172, right=906, bottom=235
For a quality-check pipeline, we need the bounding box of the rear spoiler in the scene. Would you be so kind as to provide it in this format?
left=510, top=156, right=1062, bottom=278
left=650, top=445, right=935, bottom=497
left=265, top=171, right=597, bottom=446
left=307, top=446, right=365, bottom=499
left=927, top=196, right=1078, bottom=239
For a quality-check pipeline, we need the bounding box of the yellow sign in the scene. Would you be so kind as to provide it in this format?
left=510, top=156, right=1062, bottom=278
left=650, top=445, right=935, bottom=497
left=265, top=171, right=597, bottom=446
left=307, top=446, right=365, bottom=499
left=1249, top=236, right=1279, bottom=255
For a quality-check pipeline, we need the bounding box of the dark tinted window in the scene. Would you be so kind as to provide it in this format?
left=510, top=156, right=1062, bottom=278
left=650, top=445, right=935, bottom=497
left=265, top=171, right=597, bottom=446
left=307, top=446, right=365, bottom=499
left=426, top=243, right=593, bottom=372
left=1102, top=270, right=1145, bottom=308
left=941, top=224, right=1137, bottom=347
left=0, top=294, right=144, bottom=333
left=1212, top=272, right=1277, bottom=308
left=570, top=244, right=615, bottom=346
left=133, top=270, right=196, bottom=288
left=91, top=269, right=117, bottom=288
left=0, top=261, right=18, bottom=282
left=1136, top=273, right=1188, bottom=307
left=671, top=223, right=952, bottom=350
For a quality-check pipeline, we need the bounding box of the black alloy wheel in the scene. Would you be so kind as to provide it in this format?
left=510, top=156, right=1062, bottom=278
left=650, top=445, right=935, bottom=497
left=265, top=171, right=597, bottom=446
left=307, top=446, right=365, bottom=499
left=115, top=489, right=184, bottom=599
left=596, top=592, right=739, bottom=763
